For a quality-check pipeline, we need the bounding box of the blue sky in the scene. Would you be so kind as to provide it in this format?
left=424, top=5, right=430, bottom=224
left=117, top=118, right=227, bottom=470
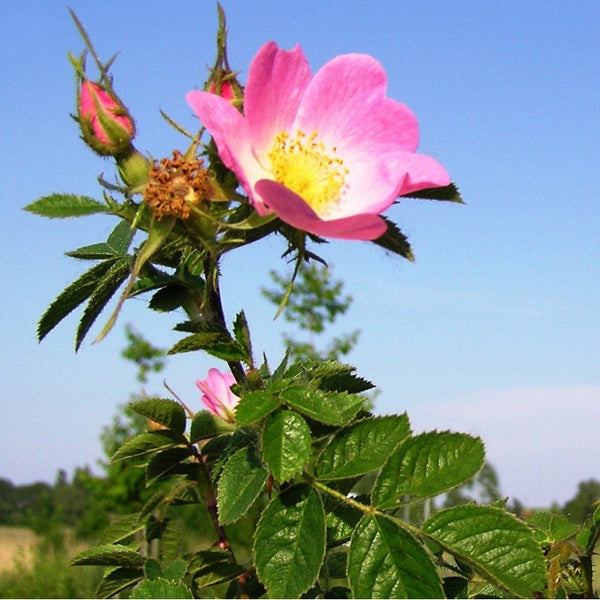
left=2, top=1, right=599, bottom=508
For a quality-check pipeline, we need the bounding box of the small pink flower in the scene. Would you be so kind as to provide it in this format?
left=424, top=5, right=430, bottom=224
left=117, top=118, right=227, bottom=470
left=196, top=368, right=240, bottom=423
left=78, top=80, right=134, bottom=154
left=187, top=42, right=450, bottom=241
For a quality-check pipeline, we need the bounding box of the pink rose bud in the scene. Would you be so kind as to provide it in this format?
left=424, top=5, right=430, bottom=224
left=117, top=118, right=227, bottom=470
left=196, top=368, right=240, bottom=423
left=78, top=80, right=135, bottom=156
left=208, top=77, right=236, bottom=101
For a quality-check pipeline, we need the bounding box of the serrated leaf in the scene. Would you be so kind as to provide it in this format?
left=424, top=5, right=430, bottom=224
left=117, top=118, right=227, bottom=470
left=24, top=193, right=110, bottom=217
left=262, top=410, right=311, bottom=482
left=71, top=544, right=145, bottom=567
left=423, top=505, right=547, bottom=597
left=372, top=218, right=413, bottom=260
left=66, top=242, right=120, bottom=260
left=234, top=390, right=281, bottom=426
left=76, top=257, right=130, bottom=350
left=111, top=431, right=183, bottom=463
left=527, top=511, right=579, bottom=544
left=95, top=514, right=146, bottom=546
left=96, top=567, right=143, bottom=599
left=106, top=219, right=135, bottom=253
left=132, top=578, right=193, bottom=599
left=372, top=431, right=485, bottom=508
left=190, top=410, right=235, bottom=442
left=254, top=484, right=325, bottom=598
left=316, top=415, right=411, bottom=480
left=149, top=285, right=188, bottom=312
left=233, top=310, right=252, bottom=358
left=281, top=387, right=364, bottom=426
left=310, top=361, right=375, bottom=393
left=217, top=446, right=268, bottom=524
left=129, top=398, right=187, bottom=434
left=37, top=258, right=120, bottom=341
left=348, top=514, right=443, bottom=598
left=162, top=558, right=188, bottom=581
left=168, top=332, right=247, bottom=361
left=146, top=447, right=192, bottom=484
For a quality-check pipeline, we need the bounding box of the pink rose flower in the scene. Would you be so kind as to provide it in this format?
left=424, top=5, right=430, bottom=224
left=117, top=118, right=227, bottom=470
left=78, top=80, right=134, bottom=155
left=196, top=368, right=240, bottom=423
left=186, top=42, right=450, bottom=240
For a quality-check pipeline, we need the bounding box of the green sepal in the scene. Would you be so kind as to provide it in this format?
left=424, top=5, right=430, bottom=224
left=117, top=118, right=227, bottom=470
left=24, top=193, right=110, bottom=217
left=403, top=182, right=464, bottom=203
left=371, top=218, right=414, bottom=261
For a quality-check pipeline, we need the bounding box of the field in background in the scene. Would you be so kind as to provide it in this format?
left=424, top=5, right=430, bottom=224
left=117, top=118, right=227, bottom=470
left=0, top=527, right=37, bottom=572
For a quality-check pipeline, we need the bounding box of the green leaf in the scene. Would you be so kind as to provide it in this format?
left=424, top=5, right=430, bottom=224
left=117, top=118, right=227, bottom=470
left=106, top=219, right=135, bottom=253
left=253, top=484, right=325, bottom=598
left=96, top=567, right=143, bottom=599
left=162, top=558, right=188, bottom=581
left=146, top=447, right=192, bottom=484
left=71, top=544, right=145, bottom=568
left=403, top=182, right=464, bottom=203
left=423, top=505, right=547, bottom=597
left=262, top=410, right=311, bottom=482
left=348, top=514, right=443, bottom=598
left=190, top=410, right=235, bottom=442
left=76, top=257, right=130, bottom=350
left=148, top=285, right=188, bottom=312
left=24, top=193, right=110, bottom=217
left=111, top=431, right=183, bottom=462
left=95, top=514, right=146, bottom=546
left=66, top=221, right=135, bottom=260
left=372, top=431, right=485, bottom=508
left=129, top=398, right=187, bottom=435
left=316, top=415, right=411, bottom=480
left=217, top=445, right=268, bottom=524
left=168, top=332, right=247, bottom=361
left=37, top=258, right=120, bottom=341
left=233, top=310, right=252, bottom=358
left=310, top=361, right=375, bottom=393
left=372, top=218, right=413, bottom=260
left=527, top=511, right=579, bottom=544
left=281, top=387, right=364, bottom=426
left=234, top=390, right=281, bottom=426
left=132, top=578, right=193, bottom=599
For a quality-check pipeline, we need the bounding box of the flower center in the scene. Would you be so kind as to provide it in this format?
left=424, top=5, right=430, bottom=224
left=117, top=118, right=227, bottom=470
left=267, top=130, right=348, bottom=217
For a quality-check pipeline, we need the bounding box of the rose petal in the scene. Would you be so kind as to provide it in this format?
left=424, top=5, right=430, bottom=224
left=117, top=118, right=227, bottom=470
left=255, top=180, right=387, bottom=240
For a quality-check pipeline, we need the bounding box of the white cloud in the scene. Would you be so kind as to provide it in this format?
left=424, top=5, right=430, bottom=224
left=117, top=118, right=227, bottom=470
left=409, top=385, right=600, bottom=508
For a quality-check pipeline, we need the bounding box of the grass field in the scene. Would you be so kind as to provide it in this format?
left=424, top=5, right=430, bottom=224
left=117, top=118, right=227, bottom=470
left=0, top=527, right=37, bottom=572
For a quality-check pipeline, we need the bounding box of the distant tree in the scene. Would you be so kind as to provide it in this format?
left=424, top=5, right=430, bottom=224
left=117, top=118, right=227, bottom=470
left=443, top=462, right=502, bottom=507
left=562, top=479, right=600, bottom=524
left=261, top=263, right=360, bottom=363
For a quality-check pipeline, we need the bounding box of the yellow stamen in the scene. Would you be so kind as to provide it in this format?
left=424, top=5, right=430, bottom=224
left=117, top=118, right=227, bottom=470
left=267, top=130, right=348, bottom=217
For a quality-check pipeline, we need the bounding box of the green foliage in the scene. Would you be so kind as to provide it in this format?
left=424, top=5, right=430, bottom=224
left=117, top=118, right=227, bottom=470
left=24, top=193, right=111, bottom=218
left=262, top=263, right=360, bottom=363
